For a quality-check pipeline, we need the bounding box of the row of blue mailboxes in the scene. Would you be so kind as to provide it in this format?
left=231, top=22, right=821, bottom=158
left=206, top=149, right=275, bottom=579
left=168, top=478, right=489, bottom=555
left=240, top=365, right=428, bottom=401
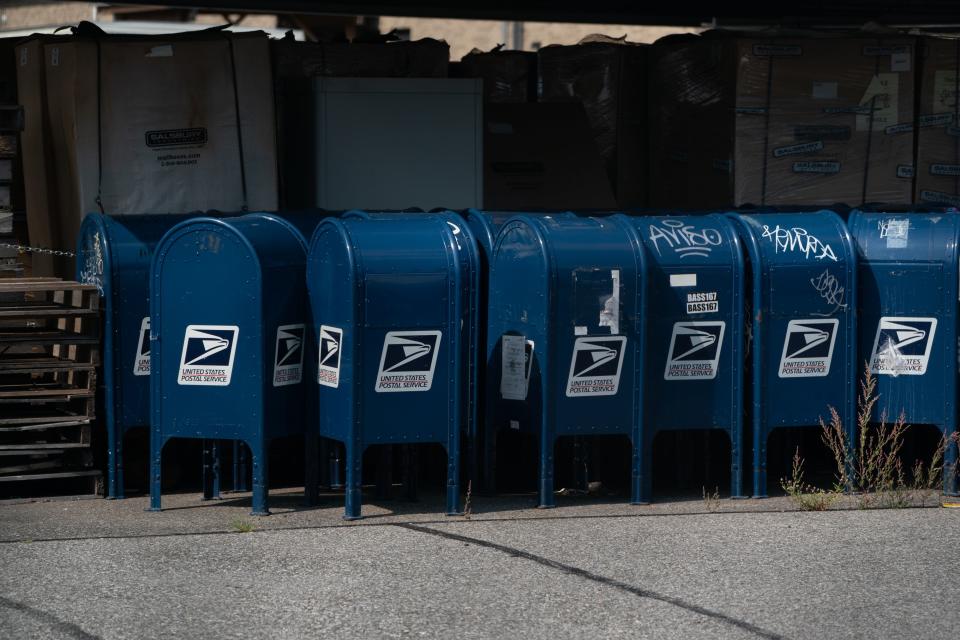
left=77, top=208, right=960, bottom=518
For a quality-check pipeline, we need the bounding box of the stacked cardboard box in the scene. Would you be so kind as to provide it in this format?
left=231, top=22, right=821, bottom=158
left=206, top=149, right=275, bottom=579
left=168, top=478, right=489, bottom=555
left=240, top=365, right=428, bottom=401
left=17, top=24, right=278, bottom=276
left=457, top=48, right=538, bottom=103
left=650, top=32, right=916, bottom=209
left=539, top=38, right=649, bottom=208
left=916, top=36, right=960, bottom=207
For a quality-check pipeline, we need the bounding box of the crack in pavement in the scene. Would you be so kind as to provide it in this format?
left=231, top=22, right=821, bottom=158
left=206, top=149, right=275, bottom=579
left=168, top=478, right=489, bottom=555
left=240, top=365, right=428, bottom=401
left=0, top=595, right=102, bottom=640
left=398, top=522, right=786, bottom=640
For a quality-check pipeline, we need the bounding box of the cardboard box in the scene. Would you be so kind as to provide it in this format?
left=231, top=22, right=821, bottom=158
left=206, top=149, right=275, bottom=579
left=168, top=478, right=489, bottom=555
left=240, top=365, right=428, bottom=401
left=37, top=26, right=278, bottom=258
left=484, top=102, right=616, bottom=210
left=457, top=48, right=537, bottom=103
left=539, top=39, right=649, bottom=208
left=916, top=36, right=960, bottom=206
left=650, top=33, right=916, bottom=208
left=273, top=37, right=450, bottom=208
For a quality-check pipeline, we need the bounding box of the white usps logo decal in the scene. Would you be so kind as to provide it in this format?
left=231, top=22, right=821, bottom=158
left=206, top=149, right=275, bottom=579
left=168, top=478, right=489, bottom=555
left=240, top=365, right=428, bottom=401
left=317, top=325, right=343, bottom=388
left=133, top=316, right=151, bottom=376
left=778, top=319, right=838, bottom=378
left=565, top=336, right=627, bottom=397
left=177, top=325, right=239, bottom=386
left=870, top=317, right=937, bottom=376
left=664, top=321, right=725, bottom=380
left=375, top=330, right=442, bottom=392
left=273, top=323, right=304, bottom=387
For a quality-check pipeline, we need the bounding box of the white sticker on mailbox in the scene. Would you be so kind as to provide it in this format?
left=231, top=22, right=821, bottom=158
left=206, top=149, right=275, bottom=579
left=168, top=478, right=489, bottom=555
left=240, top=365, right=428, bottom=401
left=177, top=325, right=239, bottom=386
left=272, top=323, right=304, bottom=387
left=664, top=321, right=725, bottom=380
left=133, top=316, right=151, bottom=376
left=869, top=317, right=937, bottom=376
left=565, top=336, right=627, bottom=397
left=500, top=335, right=535, bottom=400
left=778, top=319, right=838, bottom=378
left=375, top=330, right=442, bottom=392
left=317, top=325, right=343, bottom=388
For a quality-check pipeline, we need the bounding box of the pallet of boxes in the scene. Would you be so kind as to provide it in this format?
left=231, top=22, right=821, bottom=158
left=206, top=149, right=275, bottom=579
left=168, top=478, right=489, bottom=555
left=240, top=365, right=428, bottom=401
left=0, top=278, right=101, bottom=495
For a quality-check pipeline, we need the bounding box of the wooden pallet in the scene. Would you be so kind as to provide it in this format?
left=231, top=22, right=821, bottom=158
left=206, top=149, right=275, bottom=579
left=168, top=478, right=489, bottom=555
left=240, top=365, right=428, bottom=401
left=0, top=278, right=101, bottom=494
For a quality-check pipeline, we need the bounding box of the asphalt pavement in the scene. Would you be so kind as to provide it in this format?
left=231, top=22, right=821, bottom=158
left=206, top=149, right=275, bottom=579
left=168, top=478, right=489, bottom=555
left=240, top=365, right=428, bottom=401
left=0, top=490, right=957, bottom=639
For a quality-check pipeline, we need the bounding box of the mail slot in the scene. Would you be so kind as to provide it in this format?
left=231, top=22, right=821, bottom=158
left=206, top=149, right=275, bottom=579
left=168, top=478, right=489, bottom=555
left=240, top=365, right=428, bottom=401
left=149, top=215, right=310, bottom=515
left=849, top=209, right=959, bottom=496
left=731, top=211, right=857, bottom=497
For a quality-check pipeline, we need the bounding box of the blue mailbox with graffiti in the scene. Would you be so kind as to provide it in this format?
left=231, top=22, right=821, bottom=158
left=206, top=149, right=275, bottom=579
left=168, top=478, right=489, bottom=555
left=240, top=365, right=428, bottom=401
left=621, top=214, right=745, bottom=501
left=149, top=215, right=311, bottom=515
left=849, top=209, right=959, bottom=495
left=76, top=213, right=212, bottom=500
left=731, top=211, right=857, bottom=497
left=486, top=214, right=647, bottom=507
left=306, top=214, right=479, bottom=519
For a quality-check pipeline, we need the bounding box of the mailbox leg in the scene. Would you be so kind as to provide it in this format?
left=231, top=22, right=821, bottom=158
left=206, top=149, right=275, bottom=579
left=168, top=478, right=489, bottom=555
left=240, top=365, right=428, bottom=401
left=944, top=433, right=959, bottom=496
left=730, top=431, right=745, bottom=499
left=304, top=432, right=320, bottom=507
left=212, top=441, right=222, bottom=499
left=202, top=440, right=215, bottom=501
left=249, top=440, right=270, bottom=516
left=114, top=430, right=127, bottom=500
left=148, top=436, right=164, bottom=512
left=630, top=434, right=647, bottom=505
left=344, top=441, right=363, bottom=521
left=237, top=443, right=249, bottom=492
left=445, top=442, right=463, bottom=516
left=752, top=429, right=767, bottom=499
left=538, top=434, right=555, bottom=509
left=572, top=437, right=588, bottom=492
left=329, top=441, right=344, bottom=490
left=638, top=434, right=653, bottom=504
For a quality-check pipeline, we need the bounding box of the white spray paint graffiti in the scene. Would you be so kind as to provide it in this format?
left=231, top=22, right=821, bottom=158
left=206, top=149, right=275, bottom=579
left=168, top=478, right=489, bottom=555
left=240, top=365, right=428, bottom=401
left=648, top=219, right=723, bottom=259
left=810, top=269, right=847, bottom=315
left=761, top=225, right=838, bottom=261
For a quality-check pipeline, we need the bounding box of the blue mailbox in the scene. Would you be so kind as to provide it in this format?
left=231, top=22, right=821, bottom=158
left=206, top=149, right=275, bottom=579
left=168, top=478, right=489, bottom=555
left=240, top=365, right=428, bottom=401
left=849, top=209, right=960, bottom=495
left=307, top=213, right=479, bottom=519
left=149, top=215, right=311, bottom=515
left=731, top=211, right=857, bottom=497
left=486, top=214, right=647, bottom=507
left=76, top=213, right=218, bottom=500
left=622, top=214, right=745, bottom=501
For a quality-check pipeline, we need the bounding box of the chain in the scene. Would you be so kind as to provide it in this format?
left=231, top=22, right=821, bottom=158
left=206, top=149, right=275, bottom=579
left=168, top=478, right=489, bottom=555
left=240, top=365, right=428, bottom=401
left=0, top=242, right=76, bottom=258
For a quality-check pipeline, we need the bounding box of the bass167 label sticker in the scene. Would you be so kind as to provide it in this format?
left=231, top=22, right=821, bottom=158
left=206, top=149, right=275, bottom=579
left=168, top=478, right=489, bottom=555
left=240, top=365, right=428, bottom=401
left=686, top=291, right=718, bottom=314
left=317, top=325, right=343, bottom=388
left=664, top=321, right=725, bottom=380
left=565, top=336, right=627, bottom=397
left=133, top=316, right=151, bottom=376
left=778, top=319, right=838, bottom=378
left=272, top=324, right=304, bottom=387
left=177, top=325, right=239, bottom=386
left=375, top=330, right=442, bottom=392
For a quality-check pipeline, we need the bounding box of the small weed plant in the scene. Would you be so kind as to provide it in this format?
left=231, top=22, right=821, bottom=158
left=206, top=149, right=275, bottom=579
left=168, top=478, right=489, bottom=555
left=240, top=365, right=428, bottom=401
left=701, top=486, right=721, bottom=512
left=230, top=518, right=254, bottom=533
left=782, top=364, right=958, bottom=510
